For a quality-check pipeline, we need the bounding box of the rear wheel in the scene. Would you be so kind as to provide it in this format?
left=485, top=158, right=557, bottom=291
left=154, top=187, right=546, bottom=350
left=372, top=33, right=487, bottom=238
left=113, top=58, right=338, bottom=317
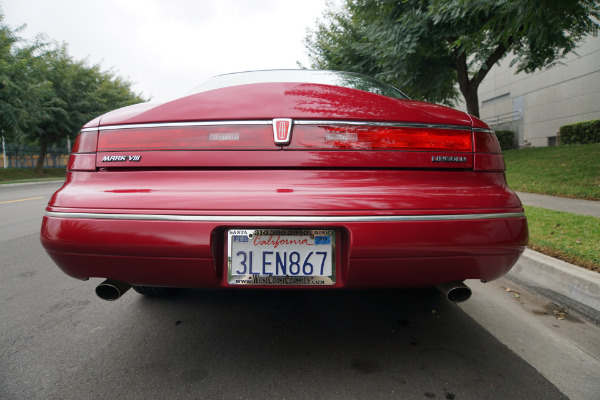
left=133, top=286, right=180, bottom=297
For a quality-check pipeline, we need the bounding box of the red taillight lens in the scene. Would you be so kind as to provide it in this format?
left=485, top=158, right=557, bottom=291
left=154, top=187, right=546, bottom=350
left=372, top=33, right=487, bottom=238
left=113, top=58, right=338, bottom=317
left=289, top=125, right=473, bottom=151
left=71, top=130, right=98, bottom=153
left=98, top=125, right=274, bottom=151
left=473, top=130, right=502, bottom=154
left=68, top=130, right=98, bottom=171
left=472, top=130, right=505, bottom=171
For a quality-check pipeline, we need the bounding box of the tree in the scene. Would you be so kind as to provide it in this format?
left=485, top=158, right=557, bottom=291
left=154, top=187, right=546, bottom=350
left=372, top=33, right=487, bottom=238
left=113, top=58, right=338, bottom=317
left=1, top=14, right=145, bottom=174
left=0, top=16, right=51, bottom=138
left=305, top=0, right=600, bottom=117
left=31, top=45, right=144, bottom=174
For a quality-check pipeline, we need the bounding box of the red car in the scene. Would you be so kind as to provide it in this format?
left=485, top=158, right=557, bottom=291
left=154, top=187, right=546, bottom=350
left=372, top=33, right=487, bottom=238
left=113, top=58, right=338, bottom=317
left=40, top=70, right=528, bottom=302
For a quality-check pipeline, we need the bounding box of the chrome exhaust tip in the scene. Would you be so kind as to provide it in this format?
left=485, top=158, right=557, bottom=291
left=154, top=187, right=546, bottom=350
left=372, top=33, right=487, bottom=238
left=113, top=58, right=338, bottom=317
left=436, top=280, right=472, bottom=303
left=95, top=279, right=131, bottom=301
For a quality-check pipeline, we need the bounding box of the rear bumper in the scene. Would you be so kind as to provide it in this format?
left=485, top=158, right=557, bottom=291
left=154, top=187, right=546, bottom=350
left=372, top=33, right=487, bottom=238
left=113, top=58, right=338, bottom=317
left=41, top=212, right=528, bottom=288
left=41, top=169, right=528, bottom=288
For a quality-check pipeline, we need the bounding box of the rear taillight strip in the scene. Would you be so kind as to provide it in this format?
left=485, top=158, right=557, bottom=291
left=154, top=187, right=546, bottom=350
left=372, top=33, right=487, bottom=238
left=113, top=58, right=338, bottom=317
left=295, top=120, right=473, bottom=131
left=290, top=125, right=472, bottom=152
left=88, top=120, right=272, bottom=132
left=92, top=120, right=475, bottom=153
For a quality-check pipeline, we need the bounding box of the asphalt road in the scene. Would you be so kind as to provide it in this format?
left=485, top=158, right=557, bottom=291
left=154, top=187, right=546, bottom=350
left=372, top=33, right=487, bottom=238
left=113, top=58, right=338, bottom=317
left=0, top=181, right=596, bottom=399
left=0, top=182, right=64, bottom=242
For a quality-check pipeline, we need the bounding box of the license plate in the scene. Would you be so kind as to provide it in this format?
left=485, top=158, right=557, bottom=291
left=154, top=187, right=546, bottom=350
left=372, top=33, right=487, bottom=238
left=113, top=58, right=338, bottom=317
left=227, top=229, right=335, bottom=285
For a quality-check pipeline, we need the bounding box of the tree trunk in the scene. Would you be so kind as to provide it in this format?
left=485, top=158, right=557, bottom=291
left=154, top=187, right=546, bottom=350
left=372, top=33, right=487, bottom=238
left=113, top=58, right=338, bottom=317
left=455, top=40, right=510, bottom=119
left=461, top=86, right=480, bottom=119
left=455, top=52, right=481, bottom=118
left=35, top=136, right=48, bottom=176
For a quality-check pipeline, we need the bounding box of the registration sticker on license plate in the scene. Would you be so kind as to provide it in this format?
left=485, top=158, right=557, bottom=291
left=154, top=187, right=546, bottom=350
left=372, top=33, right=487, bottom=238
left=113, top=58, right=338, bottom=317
left=227, top=229, right=335, bottom=285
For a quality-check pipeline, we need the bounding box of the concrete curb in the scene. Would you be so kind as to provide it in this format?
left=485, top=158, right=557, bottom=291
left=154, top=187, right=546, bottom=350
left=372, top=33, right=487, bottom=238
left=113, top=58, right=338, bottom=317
left=507, top=249, right=600, bottom=324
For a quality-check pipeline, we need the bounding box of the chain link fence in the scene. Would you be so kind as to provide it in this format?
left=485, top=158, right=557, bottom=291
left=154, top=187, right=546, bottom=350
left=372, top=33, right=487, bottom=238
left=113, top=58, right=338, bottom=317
left=1, top=144, right=70, bottom=169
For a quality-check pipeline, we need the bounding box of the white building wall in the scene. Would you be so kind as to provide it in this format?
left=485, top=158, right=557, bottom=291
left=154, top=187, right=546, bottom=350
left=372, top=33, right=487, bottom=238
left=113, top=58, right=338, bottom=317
left=473, top=34, right=600, bottom=147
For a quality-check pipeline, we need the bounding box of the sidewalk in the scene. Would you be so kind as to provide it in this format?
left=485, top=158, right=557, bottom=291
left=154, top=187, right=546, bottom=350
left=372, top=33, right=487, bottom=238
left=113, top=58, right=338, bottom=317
left=516, top=191, right=600, bottom=217
left=511, top=191, right=600, bottom=323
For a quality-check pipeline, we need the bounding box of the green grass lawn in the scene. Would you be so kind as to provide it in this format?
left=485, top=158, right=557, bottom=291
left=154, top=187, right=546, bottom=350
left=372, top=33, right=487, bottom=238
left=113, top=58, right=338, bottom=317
left=0, top=168, right=66, bottom=183
left=524, top=206, right=600, bottom=272
left=504, top=144, right=600, bottom=271
left=504, top=144, right=600, bottom=200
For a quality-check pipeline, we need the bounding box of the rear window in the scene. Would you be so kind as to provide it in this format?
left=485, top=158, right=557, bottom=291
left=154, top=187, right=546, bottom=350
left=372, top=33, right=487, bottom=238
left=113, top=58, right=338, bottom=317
left=187, top=70, right=409, bottom=100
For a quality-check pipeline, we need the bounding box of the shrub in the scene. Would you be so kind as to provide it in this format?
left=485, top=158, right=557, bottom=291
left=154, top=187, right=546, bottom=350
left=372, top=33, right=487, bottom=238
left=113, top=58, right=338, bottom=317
left=494, top=130, right=516, bottom=150
left=559, top=120, right=600, bottom=145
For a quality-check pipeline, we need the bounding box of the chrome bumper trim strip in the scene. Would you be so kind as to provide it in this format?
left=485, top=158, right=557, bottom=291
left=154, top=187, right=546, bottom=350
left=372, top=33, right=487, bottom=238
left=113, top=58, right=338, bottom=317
left=45, top=211, right=525, bottom=222
left=83, top=120, right=473, bottom=132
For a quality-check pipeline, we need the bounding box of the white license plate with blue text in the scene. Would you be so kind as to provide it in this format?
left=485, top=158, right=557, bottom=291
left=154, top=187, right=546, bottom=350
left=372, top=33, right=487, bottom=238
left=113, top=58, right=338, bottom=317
left=227, top=229, right=336, bottom=285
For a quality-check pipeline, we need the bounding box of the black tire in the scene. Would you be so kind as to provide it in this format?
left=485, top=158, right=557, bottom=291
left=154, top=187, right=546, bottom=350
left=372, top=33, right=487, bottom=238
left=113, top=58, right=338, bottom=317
left=133, top=286, right=180, bottom=297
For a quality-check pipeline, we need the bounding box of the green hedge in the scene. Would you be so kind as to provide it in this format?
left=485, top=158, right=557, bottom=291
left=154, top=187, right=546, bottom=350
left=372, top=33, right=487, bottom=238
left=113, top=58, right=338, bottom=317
left=495, top=130, right=516, bottom=150
left=559, top=119, right=600, bottom=145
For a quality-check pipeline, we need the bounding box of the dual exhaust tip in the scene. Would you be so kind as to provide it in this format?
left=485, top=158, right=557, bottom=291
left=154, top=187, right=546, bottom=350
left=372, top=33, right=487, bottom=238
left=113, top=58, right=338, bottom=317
left=95, top=279, right=131, bottom=301
left=95, top=279, right=471, bottom=303
left=436, top=280, right=472, bottom=303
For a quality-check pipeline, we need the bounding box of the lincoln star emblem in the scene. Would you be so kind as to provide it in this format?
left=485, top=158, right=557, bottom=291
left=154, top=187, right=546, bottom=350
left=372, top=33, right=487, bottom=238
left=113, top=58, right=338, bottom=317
left=273, top=118, right=292, bottom=145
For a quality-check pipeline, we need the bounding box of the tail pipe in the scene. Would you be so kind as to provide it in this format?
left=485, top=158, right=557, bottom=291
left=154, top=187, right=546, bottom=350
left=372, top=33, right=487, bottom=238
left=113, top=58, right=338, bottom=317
left=95, top=279, right=131, bottom=301
left=436, top=280, right=472, bottom=303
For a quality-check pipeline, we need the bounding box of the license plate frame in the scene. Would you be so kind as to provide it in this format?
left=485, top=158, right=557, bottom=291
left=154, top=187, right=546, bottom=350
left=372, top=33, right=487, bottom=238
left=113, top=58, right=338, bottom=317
left=226, top=228, right=336, bottom=286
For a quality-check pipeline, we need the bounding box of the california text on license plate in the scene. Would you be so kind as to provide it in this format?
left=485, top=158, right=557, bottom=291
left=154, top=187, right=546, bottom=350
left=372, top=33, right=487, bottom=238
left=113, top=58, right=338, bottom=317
left=227, top=229, right=336, bottom=285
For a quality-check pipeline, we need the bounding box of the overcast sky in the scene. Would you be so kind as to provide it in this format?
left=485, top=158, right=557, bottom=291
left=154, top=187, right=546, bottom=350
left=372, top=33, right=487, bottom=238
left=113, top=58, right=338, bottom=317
left=1, top=0, right=330, bottom=101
